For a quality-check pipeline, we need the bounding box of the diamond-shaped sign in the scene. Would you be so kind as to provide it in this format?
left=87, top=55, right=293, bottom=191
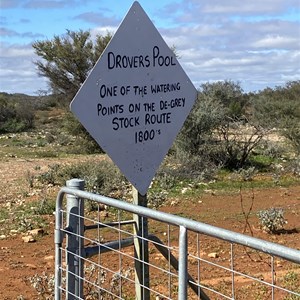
left=70, top=1, right=197, bottom=195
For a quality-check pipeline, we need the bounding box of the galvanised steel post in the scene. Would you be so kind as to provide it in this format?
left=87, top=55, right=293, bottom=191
left=54, top=188, right=63, bottom=300
left=66, top=179, right=85, bottom=300
left=178, top=226, right=188, bottom=300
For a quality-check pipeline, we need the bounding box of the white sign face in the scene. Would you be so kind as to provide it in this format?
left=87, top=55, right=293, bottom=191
left=70, top=1, right=197, bottom=195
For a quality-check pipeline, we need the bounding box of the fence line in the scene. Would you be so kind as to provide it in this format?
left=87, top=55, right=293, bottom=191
left=55, top=179, right=300, bottom=299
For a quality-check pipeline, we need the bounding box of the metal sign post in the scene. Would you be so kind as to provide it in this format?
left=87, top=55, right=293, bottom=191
left=132, top=187, right=150, bottom=300
left=69, top=2, right=197, bottom=299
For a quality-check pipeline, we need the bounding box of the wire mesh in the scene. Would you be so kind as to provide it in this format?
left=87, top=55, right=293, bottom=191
left=55, top=189, right=300, bottom=300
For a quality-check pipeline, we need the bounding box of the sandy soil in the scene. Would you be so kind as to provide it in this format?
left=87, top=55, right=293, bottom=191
left=0, top=157, right=299, bottom=299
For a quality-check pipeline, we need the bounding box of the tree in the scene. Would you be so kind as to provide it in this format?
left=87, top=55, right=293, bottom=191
left=0, top=93, right=35, bottom=133
left=33, top=29, right=112, bottom=102
left=201, top=80, right=248, bottom=120
left=33, top=30, right=112, bottom=152
left=253, top=80, right=300, bottom=154
left=175, top=81, right=266, bottom=170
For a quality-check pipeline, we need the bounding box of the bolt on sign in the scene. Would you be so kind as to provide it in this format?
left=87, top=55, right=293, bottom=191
left=70, top=1, right=197, bottom=195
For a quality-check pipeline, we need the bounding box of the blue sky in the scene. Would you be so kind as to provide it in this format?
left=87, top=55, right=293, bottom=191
left=0, top=0, right=299, bottom=95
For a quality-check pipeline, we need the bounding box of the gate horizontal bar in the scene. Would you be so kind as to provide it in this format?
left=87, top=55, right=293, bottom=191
left=84, top=220, right=135, bottom=231
left=57, top=187, right=300, bottom=264
left=85, top=237, right=135, bottom=258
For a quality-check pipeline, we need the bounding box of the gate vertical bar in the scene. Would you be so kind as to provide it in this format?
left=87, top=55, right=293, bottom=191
left=133, top=187, right=150, bottom=300
left=55, top=190, right=63, bottom=300
left=179, top=226, right=188, bottom=300
left=66, top=179, right=85, bottom=300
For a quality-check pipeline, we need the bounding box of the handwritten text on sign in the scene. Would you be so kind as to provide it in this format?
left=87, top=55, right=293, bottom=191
left=96, top=46, right=186, bottom=144
left=107, top=46, right=176, bottom=69
left=70, top=1, right=197, bottom=195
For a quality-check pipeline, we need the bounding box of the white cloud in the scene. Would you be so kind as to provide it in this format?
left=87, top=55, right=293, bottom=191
left=157, top=0, right=300, bottom=91
left=0, top=43, right=48, bottom=94
left=74, top=12, right=120, bottom=27
left=0, top=0, right=299, bottom=94
left=0, top=44, right=34, bottom=58
left=253, top=35, right=299, bottom=49
left=162, top=0, right=300, bottom=21
left=0, top=0, right=20, bottom=9
left=199, top=1, right=292, bottom=15
left=23, top=0, right=83, bottom=9
left=90, top=26, right=118, bottom=39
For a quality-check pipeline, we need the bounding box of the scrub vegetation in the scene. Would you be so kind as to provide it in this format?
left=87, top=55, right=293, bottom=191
left=0, top=29, right=299, bottom=299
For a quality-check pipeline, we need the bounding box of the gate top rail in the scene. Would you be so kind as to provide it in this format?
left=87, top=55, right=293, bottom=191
left=56, top=186, right=300, bottom=264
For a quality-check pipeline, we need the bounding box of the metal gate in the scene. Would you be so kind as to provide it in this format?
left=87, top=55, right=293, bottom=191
left=55, top=179, right=300, bottom=299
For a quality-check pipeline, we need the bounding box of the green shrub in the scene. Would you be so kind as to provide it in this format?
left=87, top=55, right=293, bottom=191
left=29, top=272, right=55, bottom=298
left=282, top=271, right=300, bottom=300
left=147, top=190, right=168, bottom=208
left=37, top=160, right=128, bottom=197
left=253, top=81, right=300, bottom=154
left=257, top=208, right=287, bottom=233
left=38, top=164, right=60, bottom=185
left=259, top=140, right=286, bottom=159
left=236, top=167, right=257, bottom=181
left=287, top=158, right=300, bottom=177
left=0, top=93, right=35, bottom=133
left=63, top=112, right=103, bottom=154
left=175, top=81, right=266, bottom=171
left=32, top=198, right=56, bottom=215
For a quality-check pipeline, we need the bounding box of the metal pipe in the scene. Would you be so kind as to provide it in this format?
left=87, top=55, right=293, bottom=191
left=84, top=220, right=135, bottom=231
left=148, top=234, right=209, bottom=299
left=65, top=179, right=85, bottom=300
left=54, top=189, right=64, bottom=300
left=85, top=237, right=135, bottom=258
left=178, top=226, right=188, bottom=300
left=57, top=187, right=300, bottom=264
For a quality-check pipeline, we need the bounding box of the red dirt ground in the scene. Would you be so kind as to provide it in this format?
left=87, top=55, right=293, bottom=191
left=0, top=157, right=299, bottom=299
